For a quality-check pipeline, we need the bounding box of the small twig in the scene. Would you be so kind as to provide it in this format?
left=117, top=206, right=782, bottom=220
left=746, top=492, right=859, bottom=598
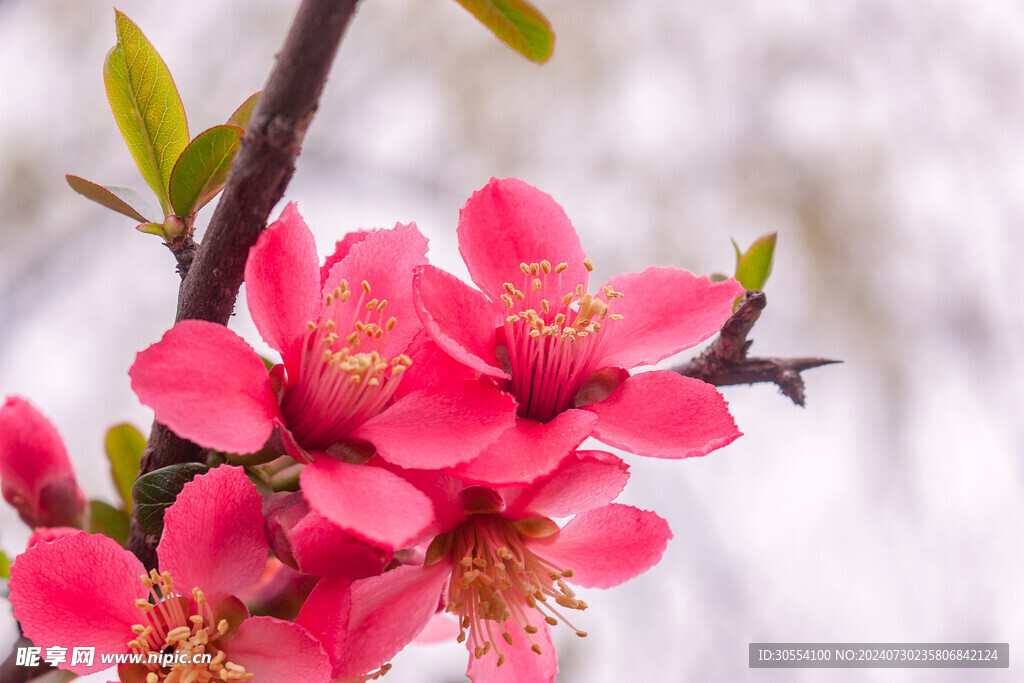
left=673, top=291, right=840, bottom=406
left=126, top=0, right=360, bottom=568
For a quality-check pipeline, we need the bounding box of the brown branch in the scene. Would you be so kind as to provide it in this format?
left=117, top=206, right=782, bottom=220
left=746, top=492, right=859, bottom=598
left=126, top=0, right=360, bottom=567
left=673, top=291, right=840, bottom=406
left=0, top=636, right=50, bottom=683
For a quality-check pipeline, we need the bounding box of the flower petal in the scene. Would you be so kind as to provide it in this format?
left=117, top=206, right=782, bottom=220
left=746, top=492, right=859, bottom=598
left=503, top=450, right=629, bottom=519
left=415, top=613, right=461, bottom=643
left=600, top=268, right=744, bottom=368
left=449, top=410, right=597, bottom=486
left=264, top=492, right=391, bottom=580
left=9, top=532, right=145, bottom=674
left=458, top=178, right=589, bottom=303
left=225, top=616, right=333, bottom=683
left=320, top=229, right=376, bottom=290
left=394, top=330, right=481, bottom=399
left=353, top=380, right=516, bottom=470
left=276, top=418, right=315, bottom=465
left=532, top=504, right=671, bottom=588
left=466, top=619, right=557, bottom=683
left=157, top=465, right=268, bottom=605
left=27, top=526, right=81, bottom=547
left=245, top=202, right=322, bottom=370
left=294, top=577, right=352, bottom=677
left=322, top=222, right=429, bottom=359
left=0, top=396, right=85, bottom=527
left=130, top=321, right=281, bottom=454
left=585, top=371, right=741, bottom=459
left=387, top=465, right=468, bottom=539
left=333, top=563, right=450, bottom=679
left=412, top=264, right=507, bottom=378
left=300, top=458, right=434, bottom=550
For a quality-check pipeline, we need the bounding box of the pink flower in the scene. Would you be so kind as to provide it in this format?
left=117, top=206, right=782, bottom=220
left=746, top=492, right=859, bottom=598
left=9, top=465, right=333, bottom=682
left=413, top=178, right=746, bottom=485
left=130, top=205, right=516, bottom=549
left=297, top=451, right=671, bottom=682
left=0, top=396, right=87, bottom=528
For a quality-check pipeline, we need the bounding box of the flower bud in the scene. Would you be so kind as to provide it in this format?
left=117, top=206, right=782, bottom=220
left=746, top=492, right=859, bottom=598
left=263, top=491, right=391, bottom=580
left=0, top=397, right=87, bottom=528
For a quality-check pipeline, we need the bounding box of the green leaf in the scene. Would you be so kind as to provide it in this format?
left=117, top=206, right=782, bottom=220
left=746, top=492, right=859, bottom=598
left=227, top=91, right=261, bottom=129
left=0, top=550, right=9, bottom=579
left=734, top=232, right=778, bottom=291
left=136, top=221, right=166, bottom=236
left=133, top=462, right=209, bottom=535
left=454, top=0, right=555, bottom=62
left=105, top=423, right=145, bottom=512
left=65, top=174, right=160, bottom=223
left=103, top=10, right=189, bottom=215
left=168, top=125, right=243, bottom=218
left=88, top=500, right=130, bottom=545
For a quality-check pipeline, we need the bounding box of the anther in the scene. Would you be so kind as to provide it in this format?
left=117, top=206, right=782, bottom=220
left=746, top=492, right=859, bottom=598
left=166, top=626, right=191, bottom=642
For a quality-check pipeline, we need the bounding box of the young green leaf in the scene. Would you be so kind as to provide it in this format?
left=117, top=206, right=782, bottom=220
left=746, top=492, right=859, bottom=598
left=105, top=423, right=146, bottom=512
left=168, top=125, right=244, bottom=219
left=103, top=10, right=189, bottom=215
left=734, top=232, right=778, bottom=291
left=133, top=462, right=210, bottom=535
left=88, top=500, right=131, bottom=545
left=65, top=175, right=160, bottom=223
left=136, top=221, right=166, bottom=236
left=227, top=91, right=262, bottom=129
left=454, top=0, right=555, bottom=63
left=0, top=550, right=9, bottom=579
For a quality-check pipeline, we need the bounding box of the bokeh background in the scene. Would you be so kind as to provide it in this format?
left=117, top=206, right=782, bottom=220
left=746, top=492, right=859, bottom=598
left=1, top=1, right=1021, bottom=681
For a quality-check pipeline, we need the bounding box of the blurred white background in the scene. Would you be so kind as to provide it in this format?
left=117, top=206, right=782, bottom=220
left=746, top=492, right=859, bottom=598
left=1, top=1, right=1021, bottom=681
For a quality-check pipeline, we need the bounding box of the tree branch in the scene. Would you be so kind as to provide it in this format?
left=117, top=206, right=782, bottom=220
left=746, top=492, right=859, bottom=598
left=1, top=636, right=51, bottom=683
left=127, top=0, right=360, bottom=567
left=673, top=291, right=840, bottom=406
